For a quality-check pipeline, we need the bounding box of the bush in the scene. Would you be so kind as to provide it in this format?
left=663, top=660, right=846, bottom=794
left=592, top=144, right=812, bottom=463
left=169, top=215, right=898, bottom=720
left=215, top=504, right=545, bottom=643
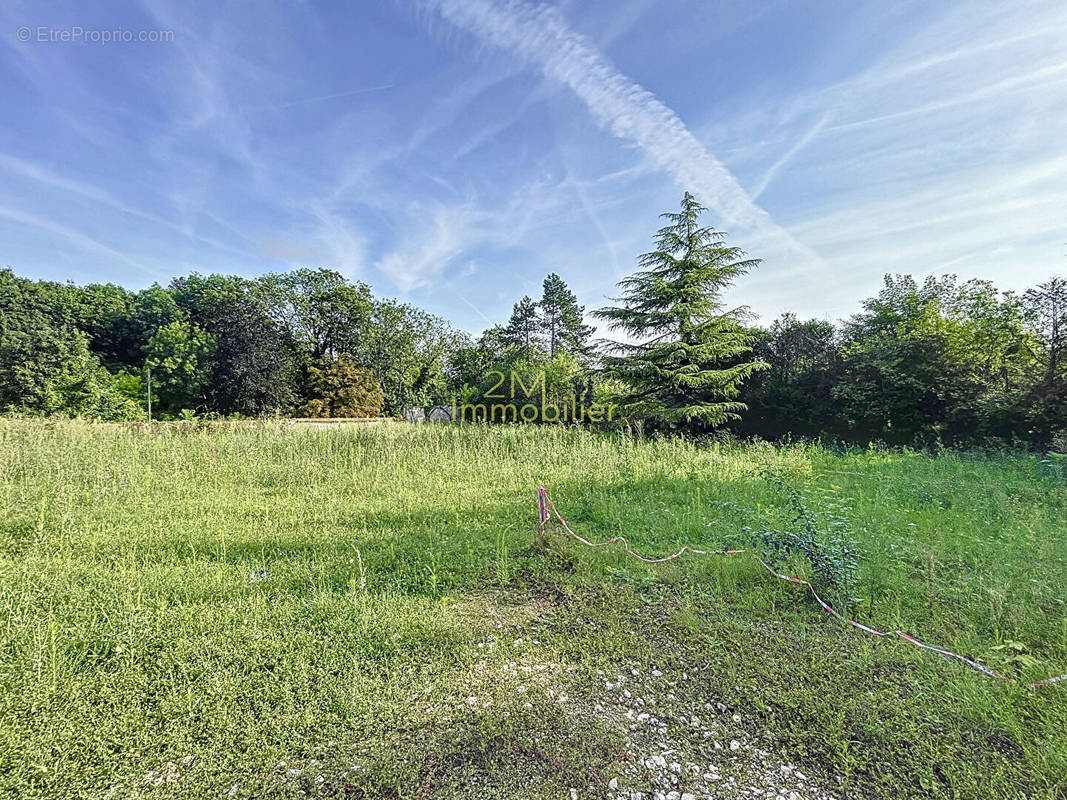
left=298, top=356, right=384, bottom=418
left=749, top=473, right=859, bottom=595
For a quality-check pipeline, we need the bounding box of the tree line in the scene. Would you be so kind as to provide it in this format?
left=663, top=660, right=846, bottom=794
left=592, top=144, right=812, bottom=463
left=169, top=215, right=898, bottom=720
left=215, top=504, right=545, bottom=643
left=0, top=268, right=463, bottom=420
left=1, top=192, right=1064, bottom=448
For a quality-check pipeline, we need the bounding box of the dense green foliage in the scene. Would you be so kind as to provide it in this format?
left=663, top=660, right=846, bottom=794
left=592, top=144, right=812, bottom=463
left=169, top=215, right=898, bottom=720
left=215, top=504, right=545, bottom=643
left=299, top=357, right=384, bottom=418
left=595, top=192, right=768, bottom=427
left=446, top=274, right=600, bottom=423
left=735, top=274, right=1067, bottom=448
left=0, top=270, right=144, bottom=420
left=1, top=422, right=1064, bottom=798
left=0, top=267, right=459, bottom=420
left=499, top=275, right=594, bottom=360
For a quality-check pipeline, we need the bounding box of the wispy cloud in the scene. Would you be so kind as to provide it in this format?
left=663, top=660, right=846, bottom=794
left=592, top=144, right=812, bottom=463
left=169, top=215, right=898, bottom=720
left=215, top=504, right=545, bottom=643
left=415, top=0, right=824, bottom=269
left=5, top=0, right=1063, bottom=329
left=750, top=112, right=830, bottom=200
left=0, top=153, right=249, bottom=258
left=308, top=203, right=366, bottom=278
left=376, top=202, right=477, bottom=292
left=372, top=170, right=623, bottom=295
left=826, top=60, right=1067, bottom=134
left=0, top=204, right=163, bottom=279
left=266, top=83, right=395, bottom=111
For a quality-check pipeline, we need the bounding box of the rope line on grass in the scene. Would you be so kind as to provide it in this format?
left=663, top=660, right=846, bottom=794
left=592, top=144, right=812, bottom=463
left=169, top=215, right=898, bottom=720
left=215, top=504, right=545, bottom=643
left=536, top=486, right=1067, bottom=690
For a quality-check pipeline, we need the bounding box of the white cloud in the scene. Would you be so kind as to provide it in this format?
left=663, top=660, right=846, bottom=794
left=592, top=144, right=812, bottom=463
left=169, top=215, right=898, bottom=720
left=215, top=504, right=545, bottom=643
left=309, top=203, right=366, bottom=279
left=376, top=202, right=480, bottom=292
left=415, top=0, right=825, bottom=270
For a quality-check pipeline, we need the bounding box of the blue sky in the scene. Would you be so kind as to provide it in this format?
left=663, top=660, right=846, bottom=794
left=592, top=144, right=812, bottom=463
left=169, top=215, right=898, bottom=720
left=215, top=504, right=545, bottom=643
left=2, top=0, right=1065, bottom=332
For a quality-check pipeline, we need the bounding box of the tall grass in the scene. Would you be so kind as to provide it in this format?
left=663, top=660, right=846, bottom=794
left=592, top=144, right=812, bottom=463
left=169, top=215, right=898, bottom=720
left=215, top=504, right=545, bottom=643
left=0, top=420, right=1064, bottom=798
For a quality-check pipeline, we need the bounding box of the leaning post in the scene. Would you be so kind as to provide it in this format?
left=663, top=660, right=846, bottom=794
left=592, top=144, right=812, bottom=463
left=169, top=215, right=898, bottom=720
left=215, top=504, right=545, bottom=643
left=536, top=486, right=549, bottom=550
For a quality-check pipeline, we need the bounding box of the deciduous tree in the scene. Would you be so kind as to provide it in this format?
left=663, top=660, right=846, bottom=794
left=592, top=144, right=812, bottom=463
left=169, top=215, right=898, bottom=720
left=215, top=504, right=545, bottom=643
left=257, top=268, right=373, bottom=363
left=144, top=319, right=216, bottom=414
left=173, top=274, right=296, bottom=415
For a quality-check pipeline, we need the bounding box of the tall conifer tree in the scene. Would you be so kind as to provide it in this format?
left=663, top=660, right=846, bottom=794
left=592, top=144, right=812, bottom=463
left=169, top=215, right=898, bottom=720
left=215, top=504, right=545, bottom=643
left=539, top=273, right=594, bottom=357
left=595, top=192, right=767, bottom=424
left=503, top=295, right=542, bottom=351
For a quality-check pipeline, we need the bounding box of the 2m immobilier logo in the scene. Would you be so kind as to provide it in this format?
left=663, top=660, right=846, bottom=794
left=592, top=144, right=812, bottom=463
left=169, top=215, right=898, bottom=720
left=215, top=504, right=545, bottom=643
left=452, top=371, right=616, bottom=423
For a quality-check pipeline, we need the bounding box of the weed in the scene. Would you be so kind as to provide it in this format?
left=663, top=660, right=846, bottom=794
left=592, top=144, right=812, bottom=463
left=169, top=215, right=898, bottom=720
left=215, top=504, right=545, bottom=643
left=749, top=473, right=859, bottom=595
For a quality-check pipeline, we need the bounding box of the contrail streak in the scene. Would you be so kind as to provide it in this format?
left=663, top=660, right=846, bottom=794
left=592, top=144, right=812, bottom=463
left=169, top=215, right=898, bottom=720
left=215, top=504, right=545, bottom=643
left=415, top=0, right=824, bottom=267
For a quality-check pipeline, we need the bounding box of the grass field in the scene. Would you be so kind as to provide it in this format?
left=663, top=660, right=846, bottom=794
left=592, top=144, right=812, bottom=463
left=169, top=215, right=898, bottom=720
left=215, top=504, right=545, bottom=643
left=0, top=421, right=1065, bottom=799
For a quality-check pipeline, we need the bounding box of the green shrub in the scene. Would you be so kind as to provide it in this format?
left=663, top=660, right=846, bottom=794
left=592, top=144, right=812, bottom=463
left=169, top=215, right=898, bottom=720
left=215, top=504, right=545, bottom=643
left=298, top=356, right=384, bottom=418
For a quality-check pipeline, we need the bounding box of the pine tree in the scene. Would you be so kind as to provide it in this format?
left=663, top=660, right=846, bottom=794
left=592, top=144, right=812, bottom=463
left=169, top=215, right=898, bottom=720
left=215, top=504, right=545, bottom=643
left=539, top=273, right=594, bottom=357
left=1024, top=276, right=1066, bottom=388
left=594, top=192, right=768, bottom=425
left=503, top=295, right=542, bottom=351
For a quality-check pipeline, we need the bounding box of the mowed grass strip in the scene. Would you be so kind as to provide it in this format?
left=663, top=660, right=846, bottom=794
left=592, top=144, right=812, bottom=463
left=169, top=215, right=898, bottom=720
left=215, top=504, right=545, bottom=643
left=0, top=421, right=1064, bottom=799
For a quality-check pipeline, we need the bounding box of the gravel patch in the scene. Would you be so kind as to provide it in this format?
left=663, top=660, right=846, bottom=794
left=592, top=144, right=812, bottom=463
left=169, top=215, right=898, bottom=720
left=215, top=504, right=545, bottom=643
left=584, top=661, right=841, bottom=800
